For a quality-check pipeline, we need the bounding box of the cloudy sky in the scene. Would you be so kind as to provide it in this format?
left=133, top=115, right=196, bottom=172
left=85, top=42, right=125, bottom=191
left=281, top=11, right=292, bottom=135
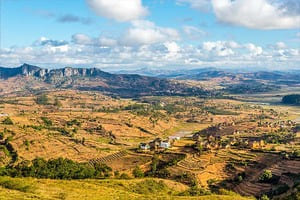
left=1, top=0, right=299, bottom=70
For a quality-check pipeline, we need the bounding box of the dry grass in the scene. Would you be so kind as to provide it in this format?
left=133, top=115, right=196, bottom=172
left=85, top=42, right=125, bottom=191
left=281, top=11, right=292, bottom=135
left=0, top=177, right=253, bottom=200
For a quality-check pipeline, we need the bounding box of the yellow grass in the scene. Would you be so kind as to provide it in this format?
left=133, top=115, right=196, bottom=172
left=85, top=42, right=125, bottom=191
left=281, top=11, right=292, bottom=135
left=0, top=177, right=253, bottom=200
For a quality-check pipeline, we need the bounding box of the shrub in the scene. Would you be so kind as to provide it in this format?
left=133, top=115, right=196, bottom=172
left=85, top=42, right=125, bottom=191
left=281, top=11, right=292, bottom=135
left=66, top=119, right=81, bottom=127
left=237, top=175, right=243, bottom=182
left=0, top=132, right=4, bottom=140
left=132, top=166, right=144, bottom=178
left=119, top=173, right=130, bottom=179
left=2, top=117, right=13, bottom=125
left=41, top=117, right=52, bottom=126
left=179, top=186, right=211, bottom=196
left=114, top=171, right=120, bottom=178
left=175, top=172, right=197, bottom=186
left=156, top=168, right=170, bottom=178
left=260, top=194, right=269, bottom=200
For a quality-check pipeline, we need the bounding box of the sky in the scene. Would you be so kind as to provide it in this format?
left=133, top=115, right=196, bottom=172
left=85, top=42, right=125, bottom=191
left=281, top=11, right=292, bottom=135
left=0, top=0, right=299, bottom=70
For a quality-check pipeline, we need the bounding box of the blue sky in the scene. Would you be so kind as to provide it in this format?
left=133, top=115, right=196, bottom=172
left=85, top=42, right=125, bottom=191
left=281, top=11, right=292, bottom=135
left=1, top=0, right=299, bottom=70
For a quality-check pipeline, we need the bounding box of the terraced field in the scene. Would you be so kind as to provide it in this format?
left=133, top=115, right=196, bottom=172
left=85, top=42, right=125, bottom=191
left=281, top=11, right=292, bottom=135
left=233, top=156, right=300, bottom=197
left=89, top=150, right=128, bottom=166
left=177, top=155, right=208, bottom=171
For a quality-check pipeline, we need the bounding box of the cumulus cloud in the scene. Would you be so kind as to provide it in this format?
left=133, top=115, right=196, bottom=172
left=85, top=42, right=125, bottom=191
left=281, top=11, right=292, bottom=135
left=86, top=0, right=148, bottom=22
left=211, top=0, right=300, bottom=29
left=245, top=43, right=263, bottom=56
left=275, top=42, right=287, bottom=49
left=72, top=34, right=117, bottom=47
left=72, top=34, right=94, bottom=45
left=202, top=41, right=240, bottom=57
left=121, top=20, right=180, bottom=46
left=178, top=0, right=300, bottom=29
left=1, top=37, right=299, bottom=70
left=34, top=37, right=68, bottom=47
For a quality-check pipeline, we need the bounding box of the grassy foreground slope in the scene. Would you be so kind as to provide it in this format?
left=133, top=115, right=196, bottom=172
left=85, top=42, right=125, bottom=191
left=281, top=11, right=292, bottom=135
left=0, top=177, right=253, bottom=200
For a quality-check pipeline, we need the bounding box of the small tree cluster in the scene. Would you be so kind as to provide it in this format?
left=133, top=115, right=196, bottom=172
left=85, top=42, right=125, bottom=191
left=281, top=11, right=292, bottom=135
left=0, top=157, right=112, bottom=179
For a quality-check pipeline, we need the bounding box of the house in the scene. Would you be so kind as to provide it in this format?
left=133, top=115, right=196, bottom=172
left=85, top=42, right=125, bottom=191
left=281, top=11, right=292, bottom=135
left=139, top=143, right=150, bottom=151
left=149, top=138, right=161, bottom=150
left=0, top=113, right=9, bottom=117
left=169, top=136, right=180, bottom=141
left=160, top=140, right=171, bottom=149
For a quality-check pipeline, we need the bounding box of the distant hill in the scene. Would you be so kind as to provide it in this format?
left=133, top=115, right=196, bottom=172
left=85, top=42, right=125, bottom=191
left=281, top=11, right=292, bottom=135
left=282, top=94, right=300, bottom=105
left=0, top=64, right=207, bottom=98
left=113, top=67, right=300, bottom=83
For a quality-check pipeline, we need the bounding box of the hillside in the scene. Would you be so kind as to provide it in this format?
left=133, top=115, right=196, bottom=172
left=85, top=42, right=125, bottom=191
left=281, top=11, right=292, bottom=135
left=0, top=176, right=253, bottom=200
left=282, top=94, right=300, bottom=105
left=0, top=64, right=207, bottom=98
left=117, top=68, right=300, bottom=94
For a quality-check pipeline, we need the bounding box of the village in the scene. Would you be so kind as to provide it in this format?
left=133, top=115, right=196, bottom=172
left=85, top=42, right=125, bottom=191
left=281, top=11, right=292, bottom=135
left=137, top=119, right=298, bottom=154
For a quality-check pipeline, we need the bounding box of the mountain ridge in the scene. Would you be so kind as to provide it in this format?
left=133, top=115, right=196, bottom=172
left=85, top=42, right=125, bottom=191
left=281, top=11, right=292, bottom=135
left=0, top=64, right=207, bottom=98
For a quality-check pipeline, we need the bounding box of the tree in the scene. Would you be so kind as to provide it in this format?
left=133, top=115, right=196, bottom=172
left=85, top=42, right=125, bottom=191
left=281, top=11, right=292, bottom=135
left=132, top=166, right=144, bottom=178
left=150, top=155, right=159, bottom=174
left=36, top=94, right=49, bottom=105
left=197, top=143, right=203, bottom=155
left=259, top=170, right=272, bottom=182
left=54, top=98, right=62, bottom=107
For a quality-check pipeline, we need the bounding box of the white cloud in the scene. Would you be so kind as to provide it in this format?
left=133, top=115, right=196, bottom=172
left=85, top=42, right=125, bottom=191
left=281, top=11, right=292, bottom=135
left=34, top=37, right=68, bottom=47
left=164, top=42, right=181, bottom=59
left=72, top=34, right=117, bottom=47
left=71, top=21, right=179, bottom=47
left=245, top=43, right=263, bottom=56
left=182, top=26, right=207, bottom=40
left=178, top=0, right=300, bottom=30
left=177, top=0, right=211, bottom=12
left=72, top=34, right=93, bottom=45
left=86, top=0, right=148, bottom=22
left=1, top=37, right=299, bottom=70
left=164, top=42, right=180, bottom=54
left=211, top=0, right=300, bottom=29
left=98, top=37, right=117, bottom=47
left=202, top=41, right=239, bottom=57
left=121, top=20, right=180, bottom=46
left=275, top=42, right=287, bottom=49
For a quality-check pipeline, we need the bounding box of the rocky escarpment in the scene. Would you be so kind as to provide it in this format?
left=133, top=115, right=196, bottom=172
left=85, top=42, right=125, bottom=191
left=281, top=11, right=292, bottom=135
left=0, top=64, right=208, bottom=98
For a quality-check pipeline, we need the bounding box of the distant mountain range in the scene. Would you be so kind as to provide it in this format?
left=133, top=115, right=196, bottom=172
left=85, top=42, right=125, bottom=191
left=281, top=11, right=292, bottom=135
left=0, top=64, right=299, bottom=97
left=113, top=67, right=300, bottom=82
left=0, top=64, right=207, bottom=97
